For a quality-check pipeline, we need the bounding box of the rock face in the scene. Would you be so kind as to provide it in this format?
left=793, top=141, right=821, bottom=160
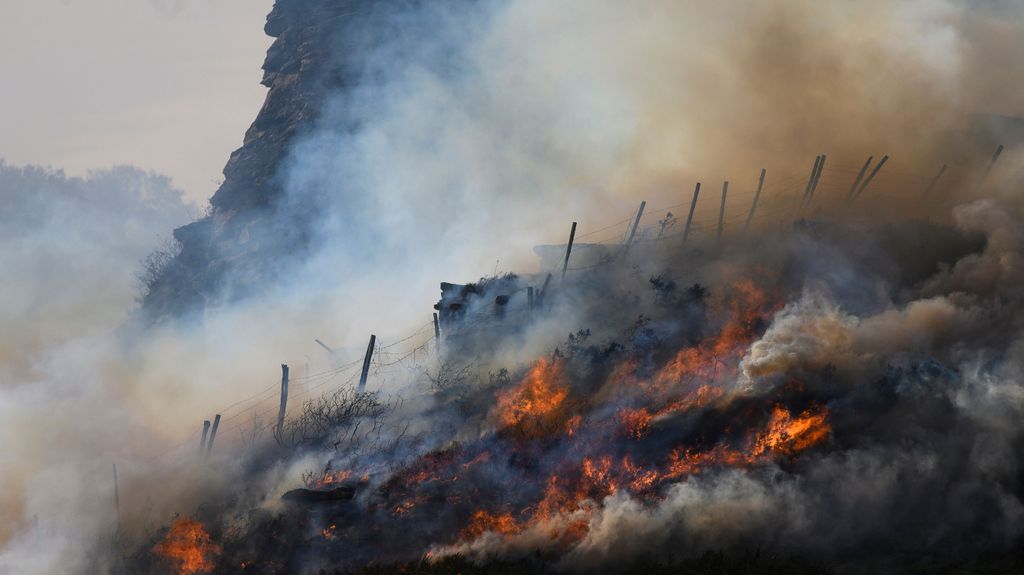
left=141, top=0, right=366, bottom=319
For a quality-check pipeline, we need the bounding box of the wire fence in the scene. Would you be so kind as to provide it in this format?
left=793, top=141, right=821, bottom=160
left=151, top=151, right=1007, bottom=463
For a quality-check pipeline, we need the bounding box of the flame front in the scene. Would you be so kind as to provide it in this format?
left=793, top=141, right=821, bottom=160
left=152, top=518, right=220, bottom=575
left=493, top=357, right=573, bottom=439
left=440, top=281, right=832, bottom=550
left=272, top=280, right=835, bottom=562
left=751, top=404, right=831, bottom=458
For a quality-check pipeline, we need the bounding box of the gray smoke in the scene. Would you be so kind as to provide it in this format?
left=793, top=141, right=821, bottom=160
left=4, top=0, right=1024, bottom=573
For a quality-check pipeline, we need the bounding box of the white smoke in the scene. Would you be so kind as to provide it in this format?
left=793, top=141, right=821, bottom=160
left=3, top=0, right=1024, bottom=572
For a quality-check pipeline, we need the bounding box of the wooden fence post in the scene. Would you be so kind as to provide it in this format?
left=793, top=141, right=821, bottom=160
left=626, top=201, right=647, bottom=245
left=561, top=222, right=577, bottom=280
left=433, top=313, right=441, bottom=352
left=358, top=335, right=377, bottom=393
left=977, top=144, right=1004, bottom=191
left=112, top=463, right=120, bottom=533
left=853, top=154, right=889, bottom=200
left=682, top=182, right=701, bottom=243
left=807, top=154, right=826, bottom=204
left=205, top=414, right=221, bottom=458
left=198, top=420, right=211, bottom=456
left=802, top=156, right=822, bottom=205
left=276, top=364, right=289, bottom=436
left=717, top=181, right=729, bottom=240
left=743, top=168, right=766, bottom=234
left=845, top=156, right=873, bottom=201
left=922, top=164, right=947, bottom=196
left=537, top=273, right=553, bottom=307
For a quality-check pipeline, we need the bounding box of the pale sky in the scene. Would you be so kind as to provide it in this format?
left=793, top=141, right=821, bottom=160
left=0, top=0, right=275, bottom=204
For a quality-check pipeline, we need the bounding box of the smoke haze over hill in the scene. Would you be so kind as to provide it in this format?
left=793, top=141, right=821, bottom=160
left=4, top=1, right=1024, bottom=574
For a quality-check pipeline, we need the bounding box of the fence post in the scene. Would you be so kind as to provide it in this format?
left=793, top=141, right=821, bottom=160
left=977, top=144, right=1004, bottom=192
left=626, top=201, right=647, bottom=245
left=205, top=414, right=221, bottom=459
left=807, top=154, right=826, bottom=204
left=112, top=463, right=120, bottom=534
left=922, top=164, right=947, bottom=196
left=537, top=273, right=553, bottom=307
left=852, top=154, right=889, bottom=200
left=198, top=420, right=210, bottom=456
left=802, top=155, right=822, bottom=205
left=433, top=313, right=441, bottom=353
left=358, top=335, right=377, bottom=393
left=561, top=222, right=578, bottom=280
left=743, top=168, right=766, bottom=234
left=717, top=181, right=729, bottom=240
left=845, top=156, right=873, bottom=201
left=276, top=364, right=289, bottom=436
left=683, top=182, right=701, bottom=243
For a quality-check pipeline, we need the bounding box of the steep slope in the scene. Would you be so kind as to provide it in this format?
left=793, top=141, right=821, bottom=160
left=141, top=0, right=363, bottom=319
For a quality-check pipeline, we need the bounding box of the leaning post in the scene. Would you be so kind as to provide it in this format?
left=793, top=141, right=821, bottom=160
left=682, top=182, right=701, bottom=243
left=743, top=168, right=767, bottom=234
left=358, top=334, right=377, bottom=393
left=198, top=420, right=211, bottom=456
left=922, top=164, right=947, bottom=196
left=845, top=156, right=874, bottom=201
left=560, top=222, right=578, bottom=281
left=853, top=154, right=889, bottom=200
left=205, top=414, right=221, bottom=459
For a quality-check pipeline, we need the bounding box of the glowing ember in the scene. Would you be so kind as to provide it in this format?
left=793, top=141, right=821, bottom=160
left=619, top=407, right=653, bottom=439
left=153, top=518, right=220, bottom=575
left=321, top=470, right=352, bottom=485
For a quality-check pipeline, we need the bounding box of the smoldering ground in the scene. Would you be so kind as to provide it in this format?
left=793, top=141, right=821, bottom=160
left=108, top=193, right=1024, bottom=574
left=4, top=1, right=1024, bottom=574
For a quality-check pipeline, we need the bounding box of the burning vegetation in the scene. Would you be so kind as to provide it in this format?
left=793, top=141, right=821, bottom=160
left=117, top=200, right=1024, bottom=573
left=50, top=1, right=1024, bottom=574
left=152, top=518, right=220, bottom=575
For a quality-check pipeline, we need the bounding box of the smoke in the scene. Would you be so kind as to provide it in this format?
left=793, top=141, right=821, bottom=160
left=0, top=162, right=194, bottom=571
left=246, top=0, right=1024, bottom=352
left=4, top=0, right=1024, bottom=573
left=418, top=198, right=1024, bottom=570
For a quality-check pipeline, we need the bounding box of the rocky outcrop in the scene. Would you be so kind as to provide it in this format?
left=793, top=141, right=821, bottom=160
left=141, top=0, right=365, bottom=320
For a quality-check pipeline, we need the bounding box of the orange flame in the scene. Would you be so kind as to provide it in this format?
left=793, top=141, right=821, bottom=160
left=750, top=404, right=831, bottom=458
left=665, top=404, right=831, bottom=479
left=619, top=407, right=653, bottom=439
left=153, top=518, right=220, bottom=575
left=461, top=509, right=520, bottom=539
left=493, top=357, right=573, bottom=439
left=653, top=280, right=775, bottom=389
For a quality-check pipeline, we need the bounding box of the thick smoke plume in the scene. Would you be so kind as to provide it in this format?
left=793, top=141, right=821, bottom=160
left=0, top=162, right=193, bottom=571
left=4, top=1, right=1024, bottom=574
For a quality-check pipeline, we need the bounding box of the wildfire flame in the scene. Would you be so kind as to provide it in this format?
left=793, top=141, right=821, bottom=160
left=153, top=518, right=221, bottom=575
left=751, top=404, right=831, bottom=458
left=461, top=509, right=520, bottom=539
left=292, top=278, right=831, bottom=561
left=432, top=282, right=833, bottom=551
left=493, top=357, right=573, bottom=439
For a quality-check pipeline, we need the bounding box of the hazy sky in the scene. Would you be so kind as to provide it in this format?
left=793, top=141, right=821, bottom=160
left=0, top=0, right=275, bottom=204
